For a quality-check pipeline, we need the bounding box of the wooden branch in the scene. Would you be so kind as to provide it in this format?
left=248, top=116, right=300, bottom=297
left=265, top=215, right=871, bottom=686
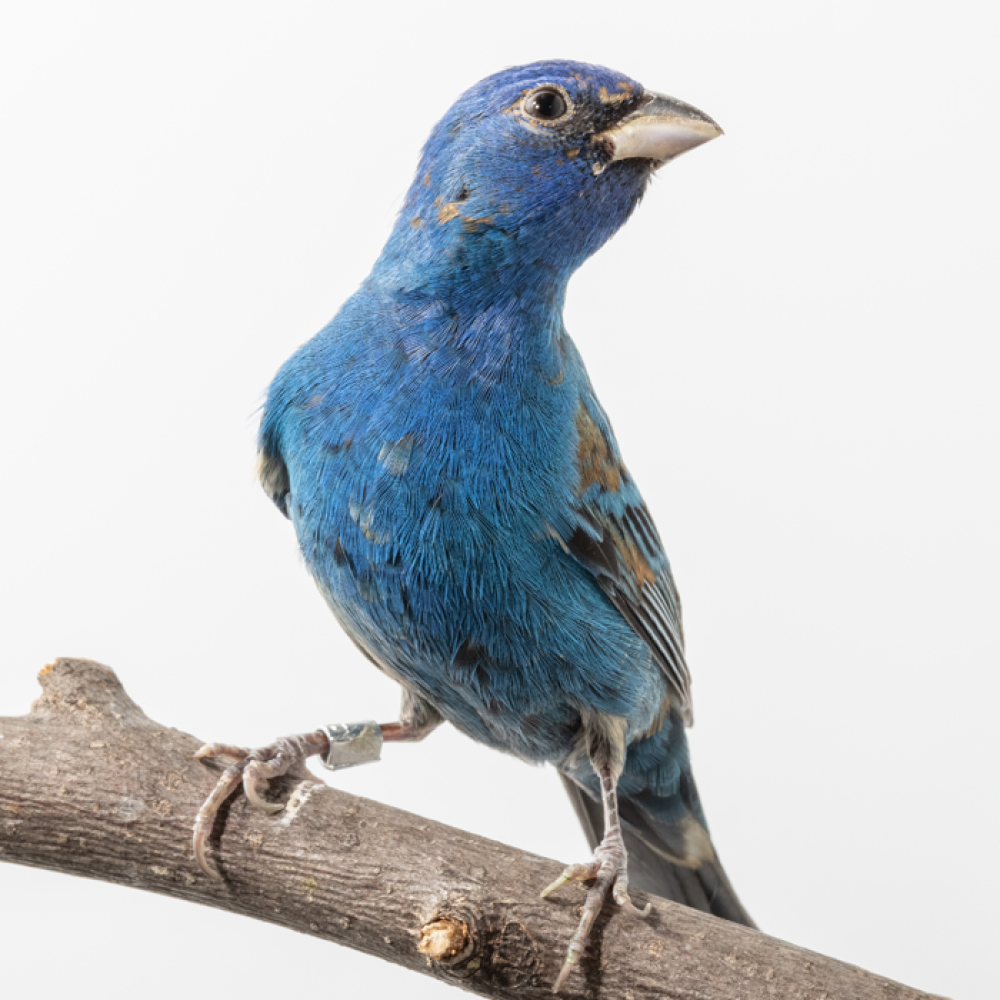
left=0, top=658, right=934, bottom=1000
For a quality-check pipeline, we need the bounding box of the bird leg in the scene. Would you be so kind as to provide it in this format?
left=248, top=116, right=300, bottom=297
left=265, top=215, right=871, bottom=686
left=192, top=692, right=441, bottom=879
left=541, top=763, right=651, bottom=993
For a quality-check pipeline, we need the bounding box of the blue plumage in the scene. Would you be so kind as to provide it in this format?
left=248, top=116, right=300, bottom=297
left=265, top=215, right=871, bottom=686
left=198, top=59, right=750, bottom=990
left=264, top=62, right=669, bottom=751
left=265, top=293, right=659, bottom=740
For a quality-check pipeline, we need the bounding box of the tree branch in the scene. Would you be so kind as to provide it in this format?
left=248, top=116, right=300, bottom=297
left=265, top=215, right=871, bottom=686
left=0, top=658, right=933, bottom=999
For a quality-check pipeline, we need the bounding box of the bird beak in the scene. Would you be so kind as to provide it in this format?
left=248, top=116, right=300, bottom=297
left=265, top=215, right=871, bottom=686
left=596, top=91, right=723, bottom=164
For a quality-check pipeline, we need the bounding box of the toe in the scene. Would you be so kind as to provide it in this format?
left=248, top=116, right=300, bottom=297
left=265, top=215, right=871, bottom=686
left=541, top=861, right=601, bottom=898
left=243, top=762, right=285, bottom=813
left=192, top=765, right=245, bottom=878
left=193, top=813, right=224, bottom=880
left=616, top=893, right=652, bottom=917
left=541, top=873, right=571, bottom=898
left=612, top=867, right=652, bottom=917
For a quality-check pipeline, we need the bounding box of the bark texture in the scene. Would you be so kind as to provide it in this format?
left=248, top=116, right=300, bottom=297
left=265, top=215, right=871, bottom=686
left=0, top=658, right=936, bottom=999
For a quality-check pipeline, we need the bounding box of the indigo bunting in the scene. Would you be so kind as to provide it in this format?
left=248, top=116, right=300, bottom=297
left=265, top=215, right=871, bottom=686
left=194, top=59, right=752, bottom=990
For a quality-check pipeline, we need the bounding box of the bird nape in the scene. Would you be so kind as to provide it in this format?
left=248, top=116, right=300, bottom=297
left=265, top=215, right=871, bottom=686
left=193, top=59, right=750, bottom=992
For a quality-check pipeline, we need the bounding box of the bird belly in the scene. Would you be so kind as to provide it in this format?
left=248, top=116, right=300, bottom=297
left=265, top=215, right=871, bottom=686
left=288, top=429, right=664, bottom=764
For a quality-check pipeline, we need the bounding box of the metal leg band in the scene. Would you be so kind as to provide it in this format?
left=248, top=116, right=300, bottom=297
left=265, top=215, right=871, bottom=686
left=320, top=721, right=383, bottom=771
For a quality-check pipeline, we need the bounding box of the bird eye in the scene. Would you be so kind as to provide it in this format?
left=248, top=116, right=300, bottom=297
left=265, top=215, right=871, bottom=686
left=524, top=87, right=568, bottom=122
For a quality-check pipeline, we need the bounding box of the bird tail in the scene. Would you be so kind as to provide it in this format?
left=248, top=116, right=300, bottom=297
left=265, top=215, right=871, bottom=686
left=558, top=772, right=756, bottom=927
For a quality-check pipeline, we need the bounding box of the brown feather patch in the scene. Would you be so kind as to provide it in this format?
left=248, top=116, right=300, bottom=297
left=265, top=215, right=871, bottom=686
left=612, top=528, right=656, bottom=587
left=575, top=403, right=623, bottom=496
left=436, top=197, right=462, bottom=224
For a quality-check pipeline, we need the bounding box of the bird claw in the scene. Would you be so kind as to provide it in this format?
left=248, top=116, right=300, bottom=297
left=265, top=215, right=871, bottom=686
left=544, top=831, right=651, bottom=993
left=192, top=731, right=328, bottom=879
left=540, top=861, right=602, bottom=898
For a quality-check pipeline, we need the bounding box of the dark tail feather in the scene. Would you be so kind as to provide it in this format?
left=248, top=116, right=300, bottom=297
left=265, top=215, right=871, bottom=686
left=558, top=773, right=756, bottom=929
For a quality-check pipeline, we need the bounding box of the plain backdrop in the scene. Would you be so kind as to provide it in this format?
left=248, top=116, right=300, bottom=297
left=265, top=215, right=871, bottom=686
left=1, top=2, right=997, bottom=998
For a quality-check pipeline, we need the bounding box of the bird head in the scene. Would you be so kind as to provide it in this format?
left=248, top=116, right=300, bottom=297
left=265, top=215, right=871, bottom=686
left=373, top=60, right=722, bottom=302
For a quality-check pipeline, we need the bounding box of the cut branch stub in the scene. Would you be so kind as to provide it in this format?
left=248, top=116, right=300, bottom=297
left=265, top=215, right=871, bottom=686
left=419, top=915, right=475, bottom=965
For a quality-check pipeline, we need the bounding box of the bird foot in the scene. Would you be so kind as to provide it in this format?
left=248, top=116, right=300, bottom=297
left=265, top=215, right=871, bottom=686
left=541, top=828, right=652, bottom=993
left=192, top=730, right=329, bottom=879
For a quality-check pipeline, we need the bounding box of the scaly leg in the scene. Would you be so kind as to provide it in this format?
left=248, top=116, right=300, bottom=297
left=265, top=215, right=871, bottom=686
left=192, top=690, right=441, bottom=879
left=542, top=764, right=651, bottom=993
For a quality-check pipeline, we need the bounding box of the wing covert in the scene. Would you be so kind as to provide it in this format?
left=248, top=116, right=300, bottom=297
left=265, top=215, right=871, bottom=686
left=560, top=398, right=693, bottom=725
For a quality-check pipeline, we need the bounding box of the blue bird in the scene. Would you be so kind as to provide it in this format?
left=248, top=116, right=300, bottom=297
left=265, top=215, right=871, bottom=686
left=194, top=59, right=753, bottom=990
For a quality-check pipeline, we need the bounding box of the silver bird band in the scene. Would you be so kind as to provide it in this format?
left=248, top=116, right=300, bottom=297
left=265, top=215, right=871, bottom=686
left=320, top=721, right=383, bottom=771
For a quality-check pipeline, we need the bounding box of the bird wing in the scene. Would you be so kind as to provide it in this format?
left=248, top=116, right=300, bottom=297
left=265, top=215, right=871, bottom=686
left=558, top=396, right=693, bottom=724
left=258, top=406, right=291, bottom=518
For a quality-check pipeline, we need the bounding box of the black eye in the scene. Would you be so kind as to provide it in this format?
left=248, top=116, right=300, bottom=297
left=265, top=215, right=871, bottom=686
left=524, top=87, right=568, bottom=121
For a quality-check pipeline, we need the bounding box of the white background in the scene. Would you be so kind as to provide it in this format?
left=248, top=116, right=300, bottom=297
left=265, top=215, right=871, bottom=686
left=1, top=2, right=997, bottom=998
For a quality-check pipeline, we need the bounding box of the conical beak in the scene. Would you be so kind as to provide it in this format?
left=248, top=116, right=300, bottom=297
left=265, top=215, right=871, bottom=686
left=596, top=91, right=723, bottom=164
